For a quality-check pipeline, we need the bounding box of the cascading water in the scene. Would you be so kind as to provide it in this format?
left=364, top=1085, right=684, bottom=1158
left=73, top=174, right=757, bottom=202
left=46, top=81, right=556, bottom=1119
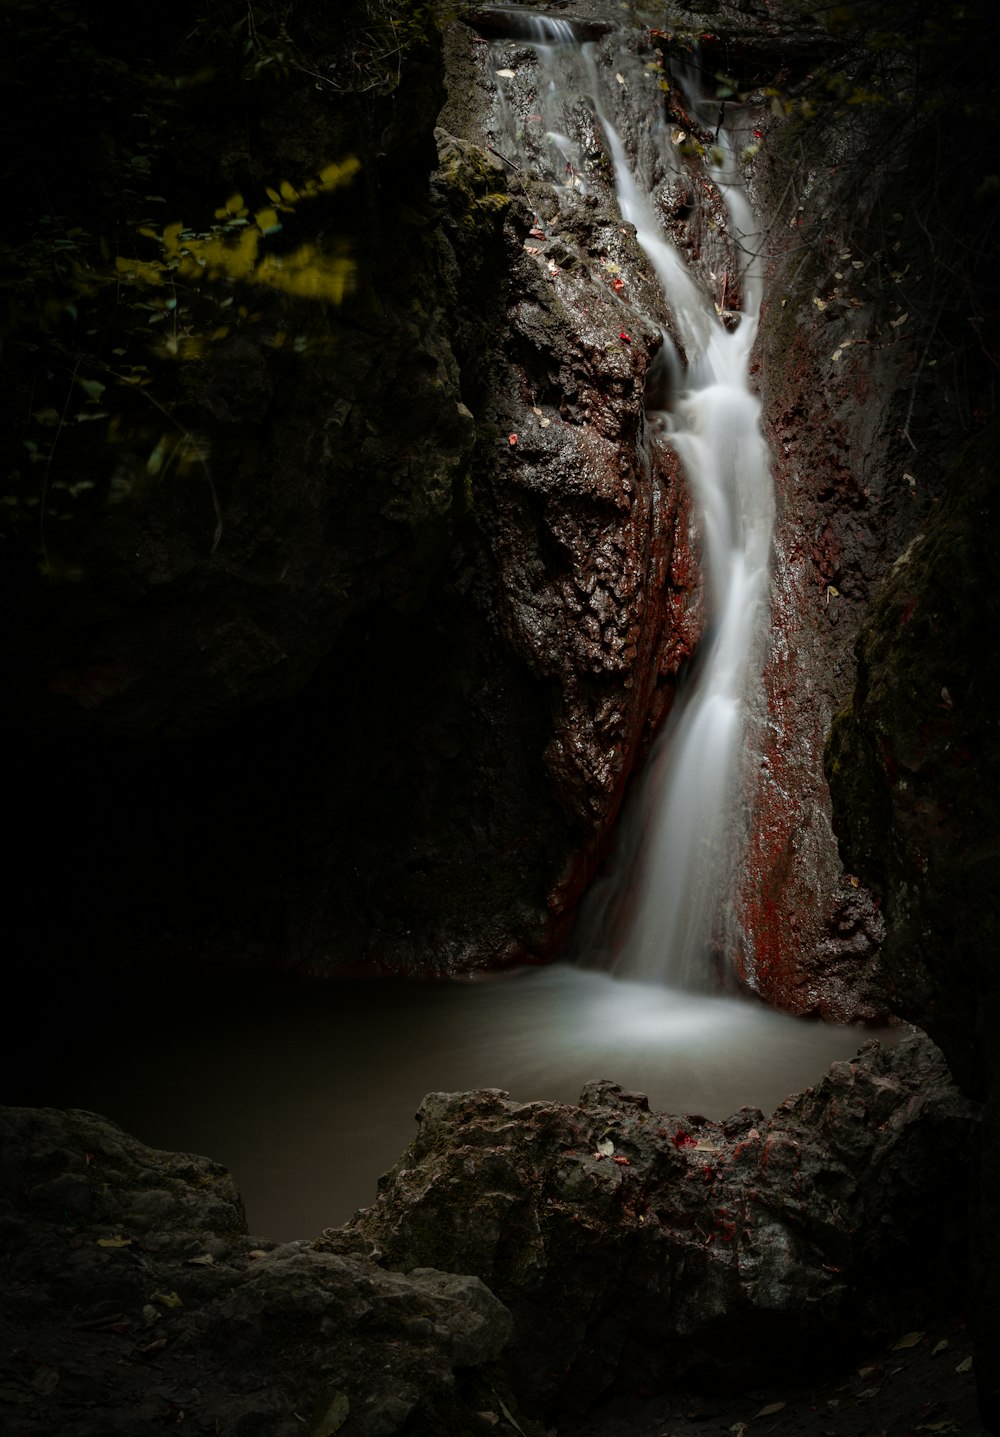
left=28, top=7, right=899, bottom=1244
left=487, top=9, right=774, bottom=990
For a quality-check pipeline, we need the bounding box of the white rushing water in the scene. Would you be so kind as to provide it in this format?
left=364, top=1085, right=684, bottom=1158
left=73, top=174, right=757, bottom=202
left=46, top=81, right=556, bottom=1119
left=27, top=11, right=896, bottom=1246
left=491, top=10, right=774, bottom=989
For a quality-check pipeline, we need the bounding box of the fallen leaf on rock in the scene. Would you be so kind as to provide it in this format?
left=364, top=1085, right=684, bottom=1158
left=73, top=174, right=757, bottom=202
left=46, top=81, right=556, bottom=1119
left=755, top=1401, right=785, bottom=1417
left=248, top=1249, right=269, bottom=1260
left=96, top=1235, right=132, bottom=1248
left=893, top=1331, right=925, bottom=1350
left=619, top=331, right=632, bottom=342
left=857, top=1386, right=881, bottom=1399
left=508, top=434, right=517, bottom=446
left=524, top=244, right=541, bottom=255
left=612, top=1156, right=630, bottom=1166
left=612, top=277, right=625, bottom=292
left=813, top=297, right=827, bottom=311
left=313, top=1390, right=351, bottom=1436
left=495, top=68, right=516, bottom=78
left=615, top=72, right=626, bottom=85
left=889, top=312, right=908, bottom=328
left=187, top=1253, right=215, bottom=1266
left=596, top=1138, right=615, bottom=1156
left=931, top=1339, right=950, bottom=1355
left=539, top=417, right=551, bottom=428
left=142, top=1304, right=159, bottom=1327
left=955, top=1356, right=973, bottom=1373
left=529, top=227, right=547, bottom=239
left=152, top=1290, right=183, bottom=1309
left=496, top=1391, right=527, bottom=1435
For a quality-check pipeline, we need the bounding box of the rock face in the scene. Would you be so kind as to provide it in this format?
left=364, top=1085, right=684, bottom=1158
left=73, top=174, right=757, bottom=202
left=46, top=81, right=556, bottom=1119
left=325, top=1033, right=976, bottom=1417
left=826, top=421, right=1000, bottom=1422
left=0, top=1035, right=979, bottom=1433
left=2, top=0, right=714, bottom=986
left=0, top=1105, right=522, bottom=1437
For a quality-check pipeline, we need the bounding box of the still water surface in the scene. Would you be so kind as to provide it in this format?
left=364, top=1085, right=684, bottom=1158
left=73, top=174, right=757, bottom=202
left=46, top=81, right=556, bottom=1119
left=36, top=966, right=896, bottom=1241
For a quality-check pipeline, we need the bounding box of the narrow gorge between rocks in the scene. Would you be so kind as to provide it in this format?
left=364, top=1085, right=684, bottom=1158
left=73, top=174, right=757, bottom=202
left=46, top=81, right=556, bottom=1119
left=20, top=0, right=879, bottom=1243
left=3, top=1, right=1000, bottom=1434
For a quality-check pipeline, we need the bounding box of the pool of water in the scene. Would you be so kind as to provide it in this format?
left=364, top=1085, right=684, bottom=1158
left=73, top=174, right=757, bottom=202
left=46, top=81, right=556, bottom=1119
left=23, top=965, right=899, bottom=1241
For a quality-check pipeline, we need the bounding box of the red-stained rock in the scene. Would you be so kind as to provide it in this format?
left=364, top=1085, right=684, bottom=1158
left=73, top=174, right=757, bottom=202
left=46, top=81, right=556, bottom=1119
left=326, top=1033, right=976, bottom=1417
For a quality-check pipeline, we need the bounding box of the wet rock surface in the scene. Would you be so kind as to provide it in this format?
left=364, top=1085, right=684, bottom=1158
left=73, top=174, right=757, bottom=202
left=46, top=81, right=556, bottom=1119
left=3, top=1, right=723, bottom=987
left=1, top=1034, right=982, bottom=1437
left=0, top=1106, right=524, bottom=1437
left=324, top=1033, right=977, bottom=1417
left=1, top=1034, right=983, bottom=1435
left=826, top=419, right=1000, bottom=1423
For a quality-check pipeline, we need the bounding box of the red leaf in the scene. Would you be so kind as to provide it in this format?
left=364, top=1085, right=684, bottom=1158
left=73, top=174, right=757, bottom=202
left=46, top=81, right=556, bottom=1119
left=612, top=277, right=625, bottom=292
left=508, top=434, right=518, bottom=446
left=619, top=331, right=632, bottom=343
left=612, top=1155, right=631, bottom=1166
left=672, top=1128, right=697, bottom=1149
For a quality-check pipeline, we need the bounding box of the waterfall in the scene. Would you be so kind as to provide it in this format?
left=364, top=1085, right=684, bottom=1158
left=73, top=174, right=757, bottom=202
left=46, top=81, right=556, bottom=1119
left=486, top=9, right=774, bottom=991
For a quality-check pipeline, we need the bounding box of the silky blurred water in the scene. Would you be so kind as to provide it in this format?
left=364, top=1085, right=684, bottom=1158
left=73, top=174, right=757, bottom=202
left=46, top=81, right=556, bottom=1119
left=16, top=12, right=889, bottom=1246
left=34, top=966, right=897, bottom=1240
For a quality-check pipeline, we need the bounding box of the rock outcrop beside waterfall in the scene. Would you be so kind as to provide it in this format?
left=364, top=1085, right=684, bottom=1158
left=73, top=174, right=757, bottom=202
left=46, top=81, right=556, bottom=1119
left=0, top=1034, right=978, bottom=1433
left=3, top=0, right=711, bottom=988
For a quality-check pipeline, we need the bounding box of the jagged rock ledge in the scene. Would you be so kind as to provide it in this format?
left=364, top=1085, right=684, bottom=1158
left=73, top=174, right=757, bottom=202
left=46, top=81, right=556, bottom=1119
left=1, top=1033, right=978, bottom=1434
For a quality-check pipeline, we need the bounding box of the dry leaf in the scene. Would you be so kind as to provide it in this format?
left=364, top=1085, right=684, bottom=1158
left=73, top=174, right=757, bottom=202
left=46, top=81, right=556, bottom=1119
left=495, top=68, right=516, bottom=78
left=955, top=1356, right=973, bottom=1373
left=892, top=1330, right=925, bottom=1350
left=755, top=1401, right=785, bottom=1417
left=96, top=1235, right=132, bottom=1248
left=152, top=1290, right=183, bottom=1309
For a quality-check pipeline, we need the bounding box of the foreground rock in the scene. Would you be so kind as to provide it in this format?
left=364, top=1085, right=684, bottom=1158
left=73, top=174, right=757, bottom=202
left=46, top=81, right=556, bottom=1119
left=326, top=1033, right=977, bottom=1417
left=0, top=1107, right=523, bottom=1437
left=1, top=1035, right=979, bottom=1433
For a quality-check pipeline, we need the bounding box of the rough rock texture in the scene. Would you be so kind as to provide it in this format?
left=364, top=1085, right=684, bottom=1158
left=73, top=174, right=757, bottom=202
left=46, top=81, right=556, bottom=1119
left=0, top=1105, right=528, bottom=1437
left=2, top=0, right=728, bottom=987
left=1, top=1036, right=980, bottom=1433
left=680, top=8, right=922, bottom=1021
left=324, top=1033, right=977, bottom=1418
left=826, top=420, right=1000, bottom=1424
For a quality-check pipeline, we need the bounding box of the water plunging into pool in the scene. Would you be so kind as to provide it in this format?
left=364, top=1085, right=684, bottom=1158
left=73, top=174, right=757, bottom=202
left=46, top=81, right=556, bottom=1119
left=26, top=11, right=895, bottom=1241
